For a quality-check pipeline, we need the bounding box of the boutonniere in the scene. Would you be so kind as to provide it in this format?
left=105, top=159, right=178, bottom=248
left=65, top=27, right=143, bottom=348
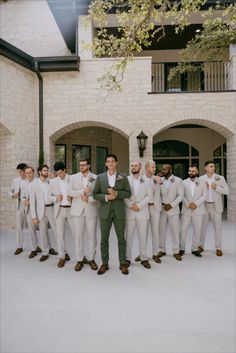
left=140, top=177, right=145, bottom=183
left=195, top=180, right=200, bottom=186
left=215, top=176, right=221, bottom=181
left=170, top=177, right=175, bottom=183
left=88, top=176, right=95, bottom=183
left=116, top=174, right=124, bottom=181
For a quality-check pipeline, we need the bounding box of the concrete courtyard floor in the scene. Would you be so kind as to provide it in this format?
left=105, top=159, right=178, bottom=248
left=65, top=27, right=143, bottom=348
left=0, top=220, right=235, bottom=353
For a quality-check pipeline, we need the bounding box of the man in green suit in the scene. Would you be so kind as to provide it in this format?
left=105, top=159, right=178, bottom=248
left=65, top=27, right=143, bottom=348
left=93, top=154, right=131, bottom=275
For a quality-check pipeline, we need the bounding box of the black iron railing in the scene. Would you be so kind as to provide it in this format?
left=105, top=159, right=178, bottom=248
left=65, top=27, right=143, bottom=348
left=151, top=61, right=229, bottom=93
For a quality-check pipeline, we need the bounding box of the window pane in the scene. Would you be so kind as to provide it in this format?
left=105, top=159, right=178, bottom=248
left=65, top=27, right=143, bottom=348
left=223, top=143, right=227, bottom=157
left=96, top=147, right=108, bottom=174
left=191, top=159, right=199, bottom=169
left=72, top=145, right=91, bottom=174
left=55, top=144, right=66, bottom=165
left=213, top=158, right=221, bottom=175
left=213, top=146, right=221, bottom=157
left=153, top=140, right=189, bottom=157
left=191, top=146, right=199, bottom=157
left=165, top=63, right=181, bottom=92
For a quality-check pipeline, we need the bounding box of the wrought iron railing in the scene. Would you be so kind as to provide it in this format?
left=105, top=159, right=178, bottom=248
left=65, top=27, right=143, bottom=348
left=151, top=61, right=229, bottom=93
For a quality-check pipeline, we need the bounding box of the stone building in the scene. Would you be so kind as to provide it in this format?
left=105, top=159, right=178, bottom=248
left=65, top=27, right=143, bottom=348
left=0, top=0, right=235, bottom=229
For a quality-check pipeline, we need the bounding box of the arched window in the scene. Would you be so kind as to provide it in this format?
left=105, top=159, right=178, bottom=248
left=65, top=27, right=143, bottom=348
left=213, top=143, right=226, bottom=177
left=153, top=140, right=199, bottom=179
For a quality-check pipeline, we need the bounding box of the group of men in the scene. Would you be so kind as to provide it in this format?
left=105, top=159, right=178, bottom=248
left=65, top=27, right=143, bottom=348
left=9, top=154, right=229, bottom=275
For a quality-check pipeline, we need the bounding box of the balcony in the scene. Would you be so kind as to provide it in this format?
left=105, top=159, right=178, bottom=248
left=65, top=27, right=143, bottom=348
left=151, top=61, right=229, bottom=93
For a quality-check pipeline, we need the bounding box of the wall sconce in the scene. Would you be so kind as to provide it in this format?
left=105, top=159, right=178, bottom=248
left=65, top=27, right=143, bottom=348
left=136, top=130, right=148, bottom=157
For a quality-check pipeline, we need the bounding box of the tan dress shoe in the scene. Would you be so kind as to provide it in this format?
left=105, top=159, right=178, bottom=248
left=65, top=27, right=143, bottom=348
left=153, top=255, right=161, bottom=263
left=39, top=255, right=49, bottom=262
left=141, top=260, right=151, bottom=269
left=65, top=253, right=70, bottom=261
left=83, top=256, right=89, bottom=264
left=135, top=255, right=141, bottom=262
left=57, top=258, right=65, bottom=268
left=28, top=250, right=37, bottom=259
left=49, top=248, right=58, bottom=255
left=216, top=249, right=223, bottom=256
left=74, top=261, right=84, bottom=271
left=157, top=251, right=166, bottom=258
left=198, top=246, right=204, bottom=253
left=97, top=264, right=109, bottom=275
left=174, top=254, right=182, bottom=261
left=120, top=264, right=129, bottom=275
left=14, top=248, right=23, bottom=255
left=89, top=260, right=98, bottom=270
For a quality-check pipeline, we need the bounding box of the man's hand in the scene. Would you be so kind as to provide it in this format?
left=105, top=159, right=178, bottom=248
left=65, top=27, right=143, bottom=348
left=81, top=195, right=89, bottom=203
left=12, top=192, right=19, bottom=199
left=32, top=218, right=39, bottom=225
left=211, top=183, right=217, bottom=190
left=107, top=193, right=117, bottom=201
left=164, top=203, right=172, bottom=211
left=189, top=202, right=197, bottom=210
left=130, top=204, right=140, bottom=212
left=67, top=196, right=72, bottom=202
left=107, top=188, right=117, bottom=197
left=84, top=187, right=91, bottom=195
left=23, top=199, right=30, bottom=206
left=56, top=195, right=63, bottom=202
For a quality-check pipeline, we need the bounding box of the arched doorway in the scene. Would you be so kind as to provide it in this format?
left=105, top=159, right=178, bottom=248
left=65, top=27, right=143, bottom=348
left=51, top=124, right=129, bottom=174
left=153, top=124, right=226, bottom=177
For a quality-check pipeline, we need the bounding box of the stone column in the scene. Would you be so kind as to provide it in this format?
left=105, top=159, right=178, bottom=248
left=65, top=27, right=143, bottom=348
left=78, top=15, right=94, bottom=60
left=227, top=134, right=236, bottom=222
left=228, top=44, right=236, bottom=90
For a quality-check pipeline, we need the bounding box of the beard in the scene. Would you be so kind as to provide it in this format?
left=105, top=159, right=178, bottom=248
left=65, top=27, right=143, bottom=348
left=189, top=174, right=197, bottom=179
left=132, top=170, right=140, bottom=175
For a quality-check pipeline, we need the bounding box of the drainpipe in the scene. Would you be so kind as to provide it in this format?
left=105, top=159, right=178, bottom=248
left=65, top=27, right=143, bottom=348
left=34, top=61, right=44, bottom=163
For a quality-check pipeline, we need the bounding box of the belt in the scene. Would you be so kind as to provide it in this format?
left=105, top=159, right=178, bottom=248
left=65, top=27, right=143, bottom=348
left=206, top=202, right=215, bottom=204
left=148, top=203, right=154, bottom=206
left=162, top=203, right=165, bottom=205
left=60, top=205, right=71, bottom=208
left=45, top=204, right=54, bottom=207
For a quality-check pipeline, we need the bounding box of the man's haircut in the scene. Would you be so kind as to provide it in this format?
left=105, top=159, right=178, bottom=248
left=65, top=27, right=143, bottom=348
left=189, top=164, right=198, bottom=169
left=204, top=160, right=214, bottom=167
left=145, top=160, right=155, bottom=169
left=54, top=161, right=66, bottom=172
left=16, top=163, right=27, bottom=170
left=105, top=154, right=117, bottom=162
left=23, top=166, right=34, bottom=172
left=79, top=158, right=90, bottom=165
left=37, top=164, right=49, bottom=175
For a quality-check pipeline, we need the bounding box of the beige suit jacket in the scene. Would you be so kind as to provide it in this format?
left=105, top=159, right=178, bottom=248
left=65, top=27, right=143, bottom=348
left=8, top=176, right=22, bottom=210
left=181, top=178, right=207, bottom=216
left=68, top=172, right=98, bottom=218
left=20, top=178, right=37, bottom=214
left=125, top=175, right=152, bottom=220
left=143, top=175, right=162, bottom=212
left=160, top=175, right=184, bottom=215
left=199, top=173, right=229, bottom=213
left=48, top=175, right=71, bottom=219
left=30, top=178, right=51, bottom=221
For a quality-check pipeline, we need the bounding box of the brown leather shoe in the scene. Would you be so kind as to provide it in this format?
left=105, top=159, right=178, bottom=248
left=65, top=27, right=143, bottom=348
left=83, top=256, right=89, bottom=264
left=49, top=248, right=58, bottom=255
left=39, top=255, right=49, bottom=262
left=14, top=248, right=23, bottom=255
left=125, top=260, right=131, bottom=267
left=57, top=258, right=65, bottom=268
left=36, top=246, right=42, bottom=253
left=89, top=260, right=98, bottom=270
left=65, top=253, right=70, bottom=261
left=74, top=261, right=84, bottom=271
left=157, top=251, right=166, bottom=258
left=135, top=255, right=141, bottom=262
left=179, top=250, right=185, bottom=256
left=198, top=246, right=204, bottom=253
left=97, top=264, right=109, bottom=275
left=28, top=250, right=37, bottom=259
left=153, top=255, right=161, bottom=263
left=174, top=254, right=182, bottom=261
left=216, top=249, right=223, bottom=257
left=141, top=260, right=151, bottom=269
left=120, top=264, right=129, bottom=275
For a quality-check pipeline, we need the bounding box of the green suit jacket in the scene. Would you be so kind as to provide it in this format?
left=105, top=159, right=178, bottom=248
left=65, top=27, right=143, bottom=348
left=93, top=172, right=131, bottom=219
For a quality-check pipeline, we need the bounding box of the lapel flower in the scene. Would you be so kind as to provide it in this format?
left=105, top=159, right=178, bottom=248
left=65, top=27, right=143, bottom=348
left=195, top=180, right=200, bottom=186
left=215, top=176, right=221, bottom=181
left=170, top=177, right=175, bottom=183
left=116, top=174, right=124, bottom=181
left=140, top=177, right=145, bottom=183
left=88, top=176, right=95, bottom=183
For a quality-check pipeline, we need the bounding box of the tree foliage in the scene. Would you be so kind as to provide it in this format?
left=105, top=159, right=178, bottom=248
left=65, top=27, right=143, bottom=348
left=87, top=0, right=236, bottom=91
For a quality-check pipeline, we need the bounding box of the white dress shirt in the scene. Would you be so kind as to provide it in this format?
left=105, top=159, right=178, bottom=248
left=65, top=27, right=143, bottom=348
left=59, top=175, right=71, bottom=206
left=39, top=179, right=49, bottom=204
left=206, top=174, right=215, bottom=202
left=145, top=175, right=154, bottom=203
left=107, top=172, right=116, bottom=188
left=132, top=176, right=140, bottom=198
left=188, top=178, right=196, bottom=197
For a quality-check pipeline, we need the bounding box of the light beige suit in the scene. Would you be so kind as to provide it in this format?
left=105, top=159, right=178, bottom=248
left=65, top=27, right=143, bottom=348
left=199, top=173, right=230, bottom=250
left=180, top=178, right=207, bottom=252
left=143, top=175, right=162, bottom=256
left=48, top=175, right=74, bottom=259
left=68, top=172, right=98, bottom=262
left=30, top=179, right=57, bottom=256
left=9, top=176, right=26, bottom=248
left=125, top=175, right=152, bottom=261
left=160, top=175, right=184, bottom=254
left=20, top=179, right=39, bottom=251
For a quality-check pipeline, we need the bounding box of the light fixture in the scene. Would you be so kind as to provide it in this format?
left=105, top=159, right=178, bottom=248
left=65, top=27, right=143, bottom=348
left=136, top=130, right=148, bottom=157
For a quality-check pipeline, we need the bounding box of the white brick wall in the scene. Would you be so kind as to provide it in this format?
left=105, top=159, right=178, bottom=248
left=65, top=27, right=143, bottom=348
left=0, top=0, right=70, bottom=57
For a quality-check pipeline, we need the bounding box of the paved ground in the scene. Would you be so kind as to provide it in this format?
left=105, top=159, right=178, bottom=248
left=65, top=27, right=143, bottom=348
left=0, top=220, right=235, bottom=353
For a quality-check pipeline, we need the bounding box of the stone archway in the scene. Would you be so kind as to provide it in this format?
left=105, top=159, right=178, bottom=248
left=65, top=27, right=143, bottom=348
left=48, top=121, right=130, bottom=174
